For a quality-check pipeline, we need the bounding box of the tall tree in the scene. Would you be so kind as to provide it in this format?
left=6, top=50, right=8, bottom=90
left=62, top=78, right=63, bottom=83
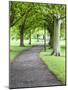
left=51, top=15, right=61, bottom=56
left=19, top=24, right=24, bottom=46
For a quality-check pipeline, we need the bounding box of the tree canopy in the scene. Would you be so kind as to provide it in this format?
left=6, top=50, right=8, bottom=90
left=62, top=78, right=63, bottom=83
left=10, top=2, right=66, bottom=55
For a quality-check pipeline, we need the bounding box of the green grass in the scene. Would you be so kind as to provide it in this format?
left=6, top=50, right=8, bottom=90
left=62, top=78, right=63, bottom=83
left=10, top=46, right=31, bottom=63
left=40, top=47, right=66, bottom=84
left=10, top=38, right=43, bottom=63
left=10, top=39, right=44, bottom=46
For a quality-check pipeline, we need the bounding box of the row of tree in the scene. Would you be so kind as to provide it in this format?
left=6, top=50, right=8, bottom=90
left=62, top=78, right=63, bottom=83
left=10, top=2, right=66, bottom=56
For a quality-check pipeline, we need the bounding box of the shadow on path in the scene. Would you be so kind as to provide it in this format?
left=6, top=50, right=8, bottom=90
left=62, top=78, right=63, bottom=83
left=9, top=45, right=62, bottom=89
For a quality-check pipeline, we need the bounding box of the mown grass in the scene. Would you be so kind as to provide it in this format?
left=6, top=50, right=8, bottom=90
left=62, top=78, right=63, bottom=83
left=10, top=38, right=43, bottom=63
left=10, top=46, right=31, bottom=63
left=10, top=39, right=44, bottom=46
left=40, top=46, right=66, bottom=84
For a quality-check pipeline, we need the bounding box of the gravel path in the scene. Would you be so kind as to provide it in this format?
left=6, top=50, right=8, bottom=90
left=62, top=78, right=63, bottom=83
left=9, top=45, right=62, bottom=89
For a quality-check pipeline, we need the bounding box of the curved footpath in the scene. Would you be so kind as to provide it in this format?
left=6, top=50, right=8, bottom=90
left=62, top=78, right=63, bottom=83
left=9, top=45, right=62, bottom=89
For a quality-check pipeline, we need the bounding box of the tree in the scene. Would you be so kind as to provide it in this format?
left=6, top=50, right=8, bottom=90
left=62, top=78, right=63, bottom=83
left=51, top=15, right=61, bottom=56
left=10, top=2, right=66, bottom=53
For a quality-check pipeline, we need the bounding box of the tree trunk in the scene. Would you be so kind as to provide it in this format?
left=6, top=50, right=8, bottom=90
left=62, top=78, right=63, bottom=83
left=47, top=21, right=54, bottom=49
left=44, top=29, right=46, bottom=51
left=37, top=34, right=39, bottom=42
left=52, top=15, right=61, bottom=56
left=29, top=31, right=31, bottom=45
left=20, top=25, right=24, bottom=47
left=49, top=33, right=54, bottom=48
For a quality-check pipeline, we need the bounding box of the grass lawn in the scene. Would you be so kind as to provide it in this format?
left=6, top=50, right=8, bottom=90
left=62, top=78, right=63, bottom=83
left=40, top=46, right=66, bottom=84
left=10, top=46, right=31, bottom=63
left=10, top=39, right=44, bottom=46
left=10, top=38, right=43, bottom=63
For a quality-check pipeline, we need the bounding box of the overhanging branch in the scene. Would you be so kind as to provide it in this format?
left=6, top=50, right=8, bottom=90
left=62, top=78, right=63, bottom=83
left=10, top=4, right=34, bottom=27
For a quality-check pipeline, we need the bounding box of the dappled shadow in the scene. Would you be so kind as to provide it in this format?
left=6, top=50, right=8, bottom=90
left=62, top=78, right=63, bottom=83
left=42, top=54, right=65, bottom=57
left=42, top=53, right=52, bottom=56
left=43, top=54, right=52, bottom=56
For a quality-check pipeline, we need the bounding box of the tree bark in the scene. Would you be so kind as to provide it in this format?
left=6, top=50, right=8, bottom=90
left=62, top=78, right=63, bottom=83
left=20, top=25, right=24, bottom=47
left=52, top=15, right=61, bottom=56
left=29, top=31, right=31, bottom=45
left=37, top=34, right=39, bottom=42
left=44, top=29, right=46, bottom=51
left=47, top=20, right=54, bottom=49
left=49, top=33, right=54, bottom=48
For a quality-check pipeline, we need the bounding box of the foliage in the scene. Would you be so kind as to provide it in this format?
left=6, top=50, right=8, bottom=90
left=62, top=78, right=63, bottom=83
left=10, top=26, right=20, bottom=40
left=10, top=2, right=66, bottom=47
left=9, top=2, right=66, bottom=84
